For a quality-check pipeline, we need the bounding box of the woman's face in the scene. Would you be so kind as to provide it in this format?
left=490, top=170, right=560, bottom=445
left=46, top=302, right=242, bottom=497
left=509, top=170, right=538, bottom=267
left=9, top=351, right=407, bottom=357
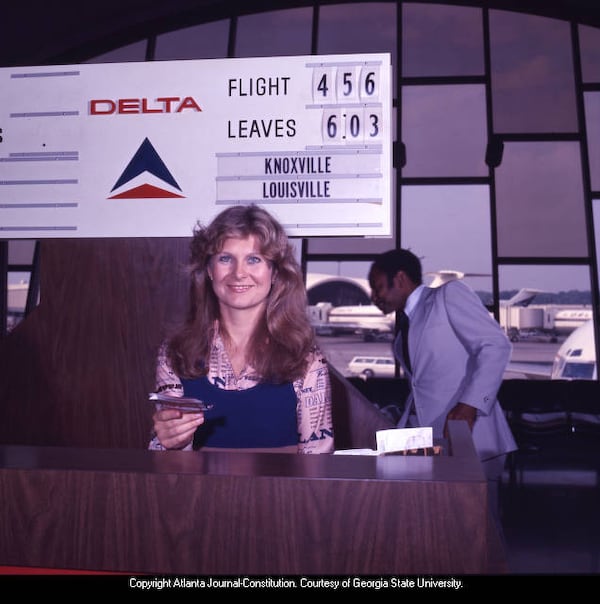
left=207, top=235, right=274, bottom=312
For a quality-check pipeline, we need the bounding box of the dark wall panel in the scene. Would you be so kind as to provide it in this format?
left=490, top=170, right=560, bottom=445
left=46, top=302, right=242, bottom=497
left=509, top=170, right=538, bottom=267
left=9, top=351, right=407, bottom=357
left=0, top=238, right=190, bottom=448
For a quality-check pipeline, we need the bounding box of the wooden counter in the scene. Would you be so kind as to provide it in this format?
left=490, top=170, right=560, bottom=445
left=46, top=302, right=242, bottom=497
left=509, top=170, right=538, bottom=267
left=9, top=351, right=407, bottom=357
left=0, top=421, right=506, bottom=575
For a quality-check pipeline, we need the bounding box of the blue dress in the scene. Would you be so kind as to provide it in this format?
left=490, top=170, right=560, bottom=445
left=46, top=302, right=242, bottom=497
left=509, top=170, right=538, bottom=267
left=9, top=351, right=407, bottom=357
left=181, top=375, right=298, bottom=448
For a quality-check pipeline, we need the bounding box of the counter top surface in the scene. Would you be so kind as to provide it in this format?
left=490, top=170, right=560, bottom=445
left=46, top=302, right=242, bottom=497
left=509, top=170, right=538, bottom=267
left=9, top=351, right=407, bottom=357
left=0, top=421, right=484, bottom=482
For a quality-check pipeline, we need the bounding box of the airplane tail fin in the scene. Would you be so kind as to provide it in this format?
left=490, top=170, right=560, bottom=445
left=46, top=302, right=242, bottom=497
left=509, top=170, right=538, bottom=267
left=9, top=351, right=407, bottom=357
left=505, top=288, right=545, bottom=307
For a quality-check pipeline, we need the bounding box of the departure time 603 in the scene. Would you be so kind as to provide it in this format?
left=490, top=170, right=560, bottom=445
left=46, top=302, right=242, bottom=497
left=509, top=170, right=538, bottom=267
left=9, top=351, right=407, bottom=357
left=311, top=63, right=383, bottom=144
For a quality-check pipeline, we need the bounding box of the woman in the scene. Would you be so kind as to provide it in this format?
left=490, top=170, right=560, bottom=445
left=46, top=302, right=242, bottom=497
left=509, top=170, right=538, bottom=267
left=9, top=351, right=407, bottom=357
left=149, top=204, right=334, bottom=453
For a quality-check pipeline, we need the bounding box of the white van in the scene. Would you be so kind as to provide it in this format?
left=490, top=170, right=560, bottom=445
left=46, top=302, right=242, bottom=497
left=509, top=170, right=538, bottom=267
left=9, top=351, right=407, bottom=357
left=347, top=356, right=397, bottom=378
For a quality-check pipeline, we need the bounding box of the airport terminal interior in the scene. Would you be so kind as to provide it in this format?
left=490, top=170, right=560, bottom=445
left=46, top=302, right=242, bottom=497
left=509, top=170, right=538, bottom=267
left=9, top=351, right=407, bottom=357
left=2, top=0, right=600, bottom=576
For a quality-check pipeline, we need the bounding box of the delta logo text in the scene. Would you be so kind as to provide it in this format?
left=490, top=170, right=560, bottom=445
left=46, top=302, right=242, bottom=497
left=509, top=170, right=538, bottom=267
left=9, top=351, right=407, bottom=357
left=90, top=96, right=202, bottom=115
left=108, top=137, right=185, bottom=199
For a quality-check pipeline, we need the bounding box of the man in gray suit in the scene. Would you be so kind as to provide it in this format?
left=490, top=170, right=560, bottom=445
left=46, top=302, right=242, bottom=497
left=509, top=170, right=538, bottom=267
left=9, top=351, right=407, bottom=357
left=368, top=249, right=517, bottom=486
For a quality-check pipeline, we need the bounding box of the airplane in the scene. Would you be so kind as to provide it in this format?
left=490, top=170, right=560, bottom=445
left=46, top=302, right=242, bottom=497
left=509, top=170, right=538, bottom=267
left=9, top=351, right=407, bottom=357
left=306, top=269, right=556, bottom=341
left=308, top=301, right=395, bottom=339
left=500, top=288, right=547, bottom=307
left=307, top=270, right=556, bottom=340
left=306, top=273, right=393, bottom=339
left=425, top=269, right=546, bottom=307
left=552, top=308, right=594, bottom=335
left=551, top=319, right=597, bottom=380
left=425, top=269, right=490, bottom=288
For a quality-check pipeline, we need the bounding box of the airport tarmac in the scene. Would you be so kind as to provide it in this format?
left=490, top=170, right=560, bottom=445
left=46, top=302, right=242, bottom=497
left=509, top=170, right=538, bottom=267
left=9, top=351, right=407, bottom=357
left=317, top=333, right=562, bottom=379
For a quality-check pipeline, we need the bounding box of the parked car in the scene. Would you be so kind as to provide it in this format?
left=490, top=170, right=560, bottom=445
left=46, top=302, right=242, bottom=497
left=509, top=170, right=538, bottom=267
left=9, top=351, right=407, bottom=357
left=347, top=355, right=398, bottom=379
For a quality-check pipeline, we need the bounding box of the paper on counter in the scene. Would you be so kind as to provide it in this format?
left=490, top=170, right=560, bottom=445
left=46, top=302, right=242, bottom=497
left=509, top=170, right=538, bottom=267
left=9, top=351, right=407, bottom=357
left=334, top=426, right=433, bottom=455
left=376, top=427, right=433, bottom=454
left=333, top=448, right=380, bottom=456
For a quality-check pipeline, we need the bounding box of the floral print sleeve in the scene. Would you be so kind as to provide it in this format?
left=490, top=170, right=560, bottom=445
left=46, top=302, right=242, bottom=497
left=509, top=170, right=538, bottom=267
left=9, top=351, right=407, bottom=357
left=295, top=347, right=334, bottom=454
left=154, top=342, right=184, bottom=396
left=148, top=343, right=189, bottom=450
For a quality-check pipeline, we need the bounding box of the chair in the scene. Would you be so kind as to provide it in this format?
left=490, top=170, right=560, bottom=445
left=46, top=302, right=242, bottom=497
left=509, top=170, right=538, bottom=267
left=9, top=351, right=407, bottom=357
left=499, top=379, right=571, bottom=487
left=565, top=379, right=600, bottom=436
left=498, top=379, right=600, bottom=489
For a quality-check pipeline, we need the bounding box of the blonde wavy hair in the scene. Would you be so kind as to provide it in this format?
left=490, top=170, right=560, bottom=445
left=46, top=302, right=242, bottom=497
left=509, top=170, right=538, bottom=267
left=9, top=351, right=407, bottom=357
left=167, top=204, right=315, bottom=383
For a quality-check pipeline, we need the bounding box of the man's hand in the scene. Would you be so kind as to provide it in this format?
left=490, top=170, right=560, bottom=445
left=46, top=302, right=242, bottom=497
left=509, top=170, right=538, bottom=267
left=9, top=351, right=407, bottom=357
left=444, top=402, right=477, bottom=438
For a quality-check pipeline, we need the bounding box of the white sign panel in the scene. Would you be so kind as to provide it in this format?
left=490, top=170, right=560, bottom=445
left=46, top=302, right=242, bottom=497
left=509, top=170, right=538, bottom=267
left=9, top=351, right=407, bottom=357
left=0, top=53, right=392, bottom=238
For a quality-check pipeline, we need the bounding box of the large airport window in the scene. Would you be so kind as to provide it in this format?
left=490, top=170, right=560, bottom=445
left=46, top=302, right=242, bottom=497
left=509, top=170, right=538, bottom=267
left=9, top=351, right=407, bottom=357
left=400, top=184, right=493, bottom=291
left=401, top=84, right=488, bottom=177
left=584, top=92, right=600, bottom=192
left=317, top=2, right=397, bottom=95
left=401, top=3, right=484, bottom=77
left=489, top=10, right=577, bottom=134
left=84, top=40, right=148, bottom=64
left=7, top=272, right=29, bottom=333
left=498, top=264, right=594, bottom=380
left=8, top=240, right=35, bottom=267
left=307, top=236, right=394, bottom=256
left=495, top=141, right=587, bottom=257
left=6, top=240, right=36, bottom=333
left=306, top=259, right=392, bottom=377
left=234, top=7, right=313, bottom=57
left=154, top=20, right=229, bottom=60
left=579, top=24, right=600, bottom=84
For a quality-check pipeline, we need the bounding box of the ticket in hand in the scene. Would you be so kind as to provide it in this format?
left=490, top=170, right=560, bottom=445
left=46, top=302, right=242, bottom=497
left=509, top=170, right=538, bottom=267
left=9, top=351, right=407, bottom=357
left=149, top=392, right=214, bottom=413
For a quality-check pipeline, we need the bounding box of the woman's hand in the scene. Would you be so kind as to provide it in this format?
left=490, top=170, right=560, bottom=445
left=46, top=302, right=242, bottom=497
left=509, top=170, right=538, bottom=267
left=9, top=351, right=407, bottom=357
left=152, top=408, right=205, bottom=450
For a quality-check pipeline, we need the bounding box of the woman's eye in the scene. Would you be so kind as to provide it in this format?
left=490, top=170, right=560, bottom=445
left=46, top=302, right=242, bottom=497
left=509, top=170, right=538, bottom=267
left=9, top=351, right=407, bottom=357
left=217, top=254, right=232, bottom=263
left=247, top=255, right=262, bottom=265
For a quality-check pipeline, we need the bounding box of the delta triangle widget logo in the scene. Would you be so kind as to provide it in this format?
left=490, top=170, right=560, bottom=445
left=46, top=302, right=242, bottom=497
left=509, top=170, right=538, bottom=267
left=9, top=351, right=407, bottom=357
left=108, top=137, right=185, bottom=199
